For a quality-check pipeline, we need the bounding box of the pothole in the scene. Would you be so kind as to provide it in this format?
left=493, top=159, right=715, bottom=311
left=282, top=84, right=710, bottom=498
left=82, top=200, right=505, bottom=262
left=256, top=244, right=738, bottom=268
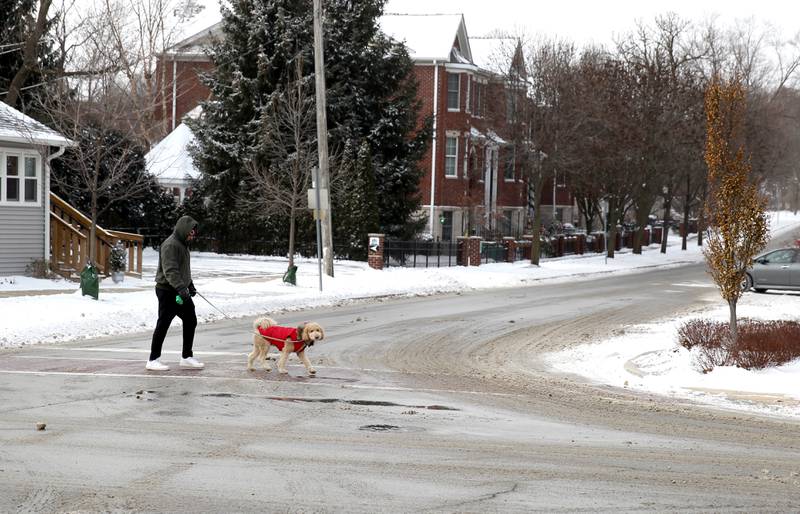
left=359, top=424, right=401, bottom=432
left=198, top=393, right=460, bottom=411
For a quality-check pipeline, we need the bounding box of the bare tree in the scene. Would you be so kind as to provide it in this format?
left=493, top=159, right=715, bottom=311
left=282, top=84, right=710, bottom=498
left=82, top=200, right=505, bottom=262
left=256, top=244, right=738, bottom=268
left=523, top=37, right=578, bottom=264
left=243, top=59, right=317, bottom=270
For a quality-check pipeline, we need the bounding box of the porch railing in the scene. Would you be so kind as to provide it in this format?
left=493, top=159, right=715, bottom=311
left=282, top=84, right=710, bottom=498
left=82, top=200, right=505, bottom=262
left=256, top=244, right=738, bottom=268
left=49, top=193, right=144, bottom=280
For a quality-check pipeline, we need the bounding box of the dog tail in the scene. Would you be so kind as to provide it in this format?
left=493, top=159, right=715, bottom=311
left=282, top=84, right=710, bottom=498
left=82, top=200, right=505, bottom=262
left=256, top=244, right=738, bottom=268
left=253, top=316, right=277, bottom=334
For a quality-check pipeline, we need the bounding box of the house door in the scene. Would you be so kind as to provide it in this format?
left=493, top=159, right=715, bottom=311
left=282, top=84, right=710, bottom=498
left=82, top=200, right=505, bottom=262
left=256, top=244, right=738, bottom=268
left=441, top=211, right=453, bottom=241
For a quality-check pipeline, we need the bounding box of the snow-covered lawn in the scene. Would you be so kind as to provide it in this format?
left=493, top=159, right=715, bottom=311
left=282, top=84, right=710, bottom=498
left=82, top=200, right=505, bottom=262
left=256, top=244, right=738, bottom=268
left=2, top=211, right=800, bottom=418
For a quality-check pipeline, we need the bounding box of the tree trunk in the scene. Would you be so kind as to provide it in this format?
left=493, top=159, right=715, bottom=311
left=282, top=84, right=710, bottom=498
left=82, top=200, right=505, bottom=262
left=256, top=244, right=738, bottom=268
left=697, top=182, right=707, bottom=247
left=530, top=207, right=543, bottom=266
left=288, top=205, right=296, bottom=268
left=681, top=181, right=691, bottom=251
left=89, top=200, right=98, bottom=268
left=607, top=226, right=617, bottom=258
left=728, top=298, right=738, bottom=350
left=606, top=202, right=619, bottom=259
left=5, top=0, right=52, bottom=107
left=660, top=196, right=672, bottom=254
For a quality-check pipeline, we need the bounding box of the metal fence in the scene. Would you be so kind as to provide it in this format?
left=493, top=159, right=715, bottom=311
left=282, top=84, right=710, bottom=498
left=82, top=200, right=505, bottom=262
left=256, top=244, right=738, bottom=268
left=480, top=240, right=506, bottom=264
left=383, top=240, right=459, bottom=268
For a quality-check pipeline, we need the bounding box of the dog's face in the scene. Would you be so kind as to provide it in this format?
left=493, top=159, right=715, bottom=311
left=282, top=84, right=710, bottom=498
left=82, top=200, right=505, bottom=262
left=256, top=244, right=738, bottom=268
left=301, top=322, right=325, bottom=343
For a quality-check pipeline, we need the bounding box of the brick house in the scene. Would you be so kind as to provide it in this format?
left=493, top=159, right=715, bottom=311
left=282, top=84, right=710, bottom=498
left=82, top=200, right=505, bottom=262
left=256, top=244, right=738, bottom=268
left=381, top=14, right=534, bottom=241
left=153, top=11, right=574, bottom=240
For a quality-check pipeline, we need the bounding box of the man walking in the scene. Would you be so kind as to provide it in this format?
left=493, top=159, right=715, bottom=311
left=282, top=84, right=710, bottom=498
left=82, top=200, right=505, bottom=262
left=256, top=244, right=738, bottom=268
left=146, top=215, right=204, bottom=370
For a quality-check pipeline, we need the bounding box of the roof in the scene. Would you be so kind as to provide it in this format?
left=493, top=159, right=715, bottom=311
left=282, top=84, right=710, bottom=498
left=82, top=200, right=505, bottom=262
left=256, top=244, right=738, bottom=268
left=163, top=0, right=225, bottom=55
left=0, top=101, right=73, bottom=147
left=145, top=120, right=200, bottom=182
left=380, top=13, right=471, bottom=63
left=469, top=37, right=519, bottom=74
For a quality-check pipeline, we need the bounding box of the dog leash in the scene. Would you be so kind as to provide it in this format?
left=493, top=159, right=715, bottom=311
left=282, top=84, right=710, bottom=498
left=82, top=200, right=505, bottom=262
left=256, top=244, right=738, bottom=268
left=254, top=331, right=313, bottom=348
left=196, top=291, right=231, bottom=318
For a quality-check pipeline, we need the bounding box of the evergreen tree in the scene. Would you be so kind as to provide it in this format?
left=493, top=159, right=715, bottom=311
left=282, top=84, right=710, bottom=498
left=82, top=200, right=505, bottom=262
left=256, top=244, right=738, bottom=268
left=333, top=140, right=379, bottom=259
left=189, top=0, right=429, bottom=251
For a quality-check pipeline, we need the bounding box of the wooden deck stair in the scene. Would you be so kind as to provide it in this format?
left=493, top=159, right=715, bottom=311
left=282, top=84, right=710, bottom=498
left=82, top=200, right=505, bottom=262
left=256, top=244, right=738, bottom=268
left=49, top=193, right=144, bottom=281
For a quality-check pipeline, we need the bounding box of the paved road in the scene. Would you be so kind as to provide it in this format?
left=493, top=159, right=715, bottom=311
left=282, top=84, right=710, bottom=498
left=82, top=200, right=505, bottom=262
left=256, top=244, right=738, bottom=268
left=2, top=248, right=800, bottom=511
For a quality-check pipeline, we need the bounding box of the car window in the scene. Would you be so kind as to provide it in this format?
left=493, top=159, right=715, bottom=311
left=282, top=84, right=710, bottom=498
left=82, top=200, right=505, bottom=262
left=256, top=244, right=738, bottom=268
left=765, top=250, right=795, bottom=264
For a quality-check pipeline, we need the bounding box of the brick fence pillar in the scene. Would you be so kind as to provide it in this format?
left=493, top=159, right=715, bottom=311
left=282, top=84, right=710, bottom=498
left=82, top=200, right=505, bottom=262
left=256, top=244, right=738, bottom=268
left=503, top=237, right=517, bottom=263
left=457, top=236, right=468, bottom=266
left=367, top=233, right=384, bottom=270
left=576, top=233, right=585, bottom=255
left=458, top=236, right=483, bottom=266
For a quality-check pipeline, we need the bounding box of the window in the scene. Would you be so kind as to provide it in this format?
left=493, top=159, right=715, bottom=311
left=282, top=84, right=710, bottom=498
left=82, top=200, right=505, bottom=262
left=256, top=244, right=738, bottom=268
left=444, top=136, right=458, bottom=177
left=502, top=210, right=514, bottom=235
left=503, top=148, right=515, bottom=181
left=506, top=92, right=517, bottom=123
left=24, top=156, right=37, bottom=202
left=473, top=83, right=483, bottom=117
left=765, top=250, right=795, bottom=264
left=1, top=151, right=40, bottom=205
left=447, top=73, right=460, bottom=111
left=465, top=78, right=471, bottom=113
left=6, top=155, right=19, bottom=201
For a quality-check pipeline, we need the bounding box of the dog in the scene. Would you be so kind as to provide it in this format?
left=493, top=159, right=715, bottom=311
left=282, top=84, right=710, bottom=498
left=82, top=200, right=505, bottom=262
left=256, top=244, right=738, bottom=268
left=247, top=317, right=325, bottom=375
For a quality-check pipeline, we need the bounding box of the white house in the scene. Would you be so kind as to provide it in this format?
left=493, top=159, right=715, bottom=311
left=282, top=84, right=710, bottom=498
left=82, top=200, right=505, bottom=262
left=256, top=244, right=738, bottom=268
left=145, top=118, right=201, bottom=204
left=0, top=101, right=73, bottom=276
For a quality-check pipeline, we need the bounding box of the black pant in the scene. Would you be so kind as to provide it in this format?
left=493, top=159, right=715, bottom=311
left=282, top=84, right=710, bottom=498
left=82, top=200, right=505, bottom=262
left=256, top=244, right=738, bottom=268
left=149, top=287, right=197, bottom=361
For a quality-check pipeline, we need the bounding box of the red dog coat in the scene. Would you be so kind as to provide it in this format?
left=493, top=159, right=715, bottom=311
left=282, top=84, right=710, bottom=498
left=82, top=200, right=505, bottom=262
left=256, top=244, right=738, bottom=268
left=258, top=325, right=307, bottom=352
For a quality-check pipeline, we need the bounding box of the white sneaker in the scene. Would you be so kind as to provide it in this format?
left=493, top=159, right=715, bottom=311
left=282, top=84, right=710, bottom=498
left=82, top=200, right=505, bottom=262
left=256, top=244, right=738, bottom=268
left=179, top=357, right=204, bottom=369
left=145, top=359, right=169, bottom=371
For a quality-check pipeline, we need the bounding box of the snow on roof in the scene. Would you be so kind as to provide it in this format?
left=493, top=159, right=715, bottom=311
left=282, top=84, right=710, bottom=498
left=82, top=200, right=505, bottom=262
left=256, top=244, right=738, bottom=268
left=470, top=37, right=517, bottom=74
left=380, top=13, right=469, bottom=62
left=145, top=121, right=200, bottom=182
left=0, top=101, right=73, bottom=147
left=166, top=0, right=225, bottom=53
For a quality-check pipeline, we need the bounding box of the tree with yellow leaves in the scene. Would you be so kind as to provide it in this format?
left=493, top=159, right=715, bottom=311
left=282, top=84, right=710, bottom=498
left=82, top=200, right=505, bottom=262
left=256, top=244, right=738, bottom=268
left=703, top=76, right=769, bottom=343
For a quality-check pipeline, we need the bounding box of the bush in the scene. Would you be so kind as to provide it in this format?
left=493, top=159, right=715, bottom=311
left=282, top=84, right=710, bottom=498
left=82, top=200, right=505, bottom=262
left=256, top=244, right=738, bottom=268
left=108, top=242, right=126, bottom=272
left=677, top=318, right=800, bottom=372
left=25, top=259, right=55, bottom=279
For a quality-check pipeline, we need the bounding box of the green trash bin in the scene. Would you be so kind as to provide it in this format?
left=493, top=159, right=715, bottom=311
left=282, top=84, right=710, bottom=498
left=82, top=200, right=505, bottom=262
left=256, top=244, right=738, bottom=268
left=282, top=265, right=298, bottom=286
left=80, top=263, right=99, bottom=299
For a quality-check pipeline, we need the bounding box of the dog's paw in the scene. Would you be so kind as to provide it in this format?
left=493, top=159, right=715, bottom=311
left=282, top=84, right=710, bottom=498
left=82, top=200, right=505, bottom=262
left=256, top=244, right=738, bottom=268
left=263, top=366, right=272, bottom=372
left=278, top=368, right=288, bottom=374
left=247, top=365, right=255, bottom=371
left=308, top=368, right=316, bottom=375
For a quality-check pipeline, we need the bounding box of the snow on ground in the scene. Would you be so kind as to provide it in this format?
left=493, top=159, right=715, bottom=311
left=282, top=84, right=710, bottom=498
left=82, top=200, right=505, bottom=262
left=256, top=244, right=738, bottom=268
left=2, top=211, right=800, bottom=418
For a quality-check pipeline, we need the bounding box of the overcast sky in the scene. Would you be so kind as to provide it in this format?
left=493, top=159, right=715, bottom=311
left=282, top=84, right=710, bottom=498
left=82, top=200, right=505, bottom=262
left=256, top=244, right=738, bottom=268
left=384, top=0, right=798, bottom=47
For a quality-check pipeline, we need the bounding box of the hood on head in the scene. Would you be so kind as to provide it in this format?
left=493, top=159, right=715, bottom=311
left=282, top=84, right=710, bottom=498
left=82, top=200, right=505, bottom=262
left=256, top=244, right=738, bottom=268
left=174, top=215, right=198, bottom=242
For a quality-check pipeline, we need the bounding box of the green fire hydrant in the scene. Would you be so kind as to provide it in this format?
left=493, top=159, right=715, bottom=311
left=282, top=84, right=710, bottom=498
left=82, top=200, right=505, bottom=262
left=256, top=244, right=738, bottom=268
left=80, top=263, right=99, bottom=300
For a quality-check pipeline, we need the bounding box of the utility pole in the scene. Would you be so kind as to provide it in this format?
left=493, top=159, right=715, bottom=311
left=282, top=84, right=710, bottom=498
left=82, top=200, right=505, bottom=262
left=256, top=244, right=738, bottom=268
left=313, top=0, right=334, bottom=277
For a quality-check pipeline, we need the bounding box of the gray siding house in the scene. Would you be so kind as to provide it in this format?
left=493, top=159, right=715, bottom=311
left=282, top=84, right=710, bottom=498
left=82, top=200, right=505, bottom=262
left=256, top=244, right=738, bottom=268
left=0, top=101, right=72, bottom=276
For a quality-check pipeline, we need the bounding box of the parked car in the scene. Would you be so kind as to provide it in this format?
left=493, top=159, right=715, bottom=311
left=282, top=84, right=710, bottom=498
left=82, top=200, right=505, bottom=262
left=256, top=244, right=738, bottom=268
left=742, top=247, right=800, bottom=292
